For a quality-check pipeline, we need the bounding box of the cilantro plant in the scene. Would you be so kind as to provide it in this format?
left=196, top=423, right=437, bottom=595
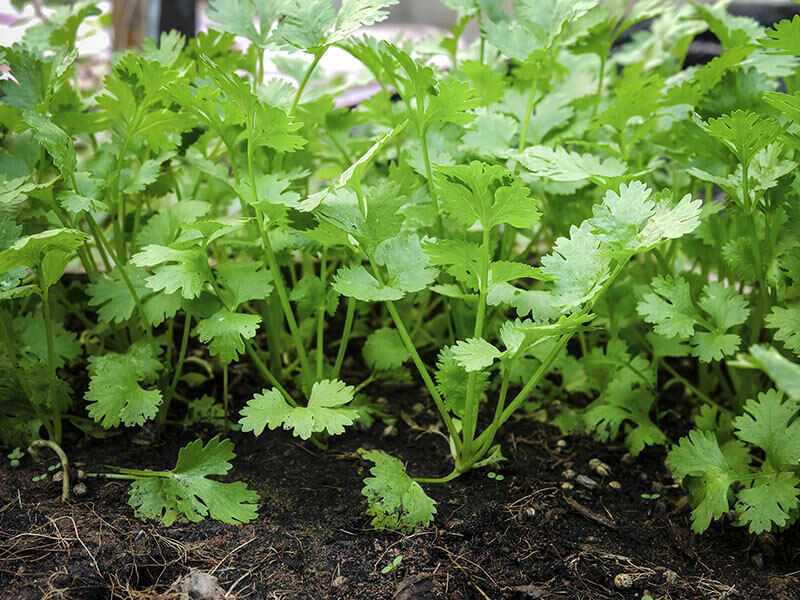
left=1, top=0, right=799, bottom=535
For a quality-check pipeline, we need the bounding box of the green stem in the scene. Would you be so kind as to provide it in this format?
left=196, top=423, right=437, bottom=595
left=385, top=299, right=461, bottom=453
left=38, top=278, right=61, bottom=444
left=518, top=77, right=538, bottom=152
left=160, top=310, right=192, bottom=425
left=316, top=247, right=328, bottom=381
left=247, top=119, right=313, bottom=386
left=85, top=213, right=153, bottom=345
left=245, top=340, right=296, bottom=407
left=222, top=364, right=229, bottom=432
left=657, top=358, right=727, bottom=413
left=591, top=53, right=606, bottom=120
left=28, top=439, right=70, bottom=502
left=414, top=468, right=461, bottom=484
left=461, top=228, right=491, bottom=457
left=743, top=164, right=768, bottom=345
left=332, top=296, right=356, bottom=379
left=290, top=52, right=324, bottom=116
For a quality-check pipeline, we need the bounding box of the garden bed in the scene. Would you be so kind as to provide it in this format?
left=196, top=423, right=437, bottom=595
left=2, top=394, right=798, bottom=600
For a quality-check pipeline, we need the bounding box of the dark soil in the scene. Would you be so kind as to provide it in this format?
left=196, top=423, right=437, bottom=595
left=1, top=386, right=799, bottom=600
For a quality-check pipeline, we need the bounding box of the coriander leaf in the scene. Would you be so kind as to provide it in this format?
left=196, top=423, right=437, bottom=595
left=761, top=15, right=800, bottom=55
left=667, top=430, right=741, bottom=533
left=215, top=261, right=273, bottom=308
left=637, top=276, right=698, bottom=338
left=332, top=265, right=403, bottom=302
left=691, top=332, right=741, bottom=363
left=460, top=111, right=517, bottom=158
left=540, top=222, right=610, bottom=312
left=126, top=436, right=259, bottom=525
left=516, top=145, right=627, bottom=184
left=86, top=341, right=163, bottom=428
left=749, top=345, right=800, bottom=402
left=0, top=228, right=89, bottom=290
left=23, top=111, right=75, bottom=180
left=358, top=448, right=436, bottom=533
left=460, top=60, right=505, bottom=106
left=240, top=380, right=358, bottom=439
left=363, top=327, right=410, bottom=371
left=766, top=304, right=800, bottom=355
left=735, top=472, right=800, bottom=534
left=195, top=309, right=262, bottom=364
left=246, top=103, right=306, bottom=152
left=239, top=388, right=292, bottom=436
left=450, top=338, right=502, bottom=372
left=424, top=76, right=479, bottom=130
left=490, top=261, right=545, bottom=285
left=131, top=245, right=212, bottom=299
left=697, top=282, right=750, bottom=331
left=0, top=46, right=48, bottom=110
left=87, top=266, right=149, bottom=324
left=276, top=0, right=398, bottom=54
left=694, top=110, right=782, bottom=168
left=734, top=389, right=800, bottom=469
left=374, top=234, right=438, bottom=295
left=19, top=314, right=80, bottom=368
left=595, top=63, right=663, bottom=133
left=206, top=0, right=284, bottom=49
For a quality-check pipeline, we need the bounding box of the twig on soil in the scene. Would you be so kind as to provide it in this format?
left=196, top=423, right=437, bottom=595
left=63, top=515, right=101, bottom=576
left=210, top=537, right=257, bottom=575
left=562, top=494, right=617, bottom=530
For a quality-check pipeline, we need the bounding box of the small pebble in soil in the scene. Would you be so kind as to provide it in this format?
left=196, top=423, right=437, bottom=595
left=76, top=469, right=86, bottom=480
left=332, top=575, right=348, bottom=588
left=621, top=452, right=635, bottom=464
left=73, top=482, right=88, bottom=496
left=662, top=568, right=678, bottom=584
left=556, top=439, right=567, bottom=449
left=608, top=480, right=621, bottom=490
left=575, top=474, right=598, bottom=490
left=52, top=471, right=63, bottom=482
left=561, top=481, right=574, bottom=490
left=523, top=507, right=536, bottom=520
left=588, top=458, right=611, bottom=477
left=614, top=573, right=634, bottom=589
left=562, top=468, right=576, bottom=480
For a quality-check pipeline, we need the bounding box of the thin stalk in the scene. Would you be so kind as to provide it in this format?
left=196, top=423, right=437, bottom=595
left=160, top=310, right=192, bottom=425
left=38, top=279, right=61, bottom=444
left=290, top=52, right=324, bottom=116
left=518, top=78, right=538, bottom=153
left=316, top=247, right=328, bottom=380
left=222, top=364, right=229, bottom=432
left=657, top=358, right=727, bottom=414
left=28, top=440, right=70, bottom=501
left=85, top=213, right=153, bottom=345
left=591, top=53, right=606, bottom=119
left=414, top=468, right=461, bottom=484
left=743, top=164, right=768, bottom=345
left=245, top=340, right=295, bottom=407
left=247, top=121, right=313, bottom=385
left=332, top=296, right=356, bottom=379
left=263, top=295, right=284, bottom=375
left=385, top=299, right=461, bottom=453
left=461, top=229, right=491, bottom=457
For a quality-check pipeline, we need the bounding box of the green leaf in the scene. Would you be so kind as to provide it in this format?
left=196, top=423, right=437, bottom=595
left=595, top=63, right=663, bottom=133
left=697, top=281, right=750, bottom=331
left=761, top=15, right=800, bottom=55
left=240, top=380, right=358, bottom=439
left=332, top=265, right=404, bottom=302
left=667, top=430, right=741, bottom=533
left=450, top=338, right=502, bottom=372
left=735, top=472, right=800, bottom=534
left=734, top=389, right=800, bottom=469
left=435, top=345, right=489, bottom=417
left=694, top=110, right=782, bottom=168
left=23, top=111, right=74, bottom=180
left=195, top=310, right=262, bottom=364
left=424, top=76, right=479, bottom=130
left=126, top=436, right=259, bottom=525
left=423, top=238, right=482, bottom=290
left=87, top=266, right=147, bottom=325
left=373, top=234, right=438, bottom=295
left=85, top=341, right=163, bottom=429
left=276, top=0, right=398, bottom=53
left=19, top=314, right=80, bottom=369
left=206, top=0, right=284, bottom=48
left=637, top=276, right=698, bottom=338
left=540, top=222, right=610, bottom=312
left=245, top=103, right=306, bottom=152
left=460, top=110, right=517, bottom=158
left=748, top=345, right=800, bottom=401
left=358, top=448, right=436, bottom=533
left=131, top=245, right=212, bottom=299
left=516, top=145, right=627, bottom=184
left=691, top=332, right=742, bottom=363
left=590, top=182, right=702, bottom=254
left=0, top=228, right=89, bottom=289
left=460, top=60, right=505, bottom=106
left=215, top=261, right=274, bottom=308
left=363, top=328, right=410, bottom=371
left=766, top=304, right=800, bottom=355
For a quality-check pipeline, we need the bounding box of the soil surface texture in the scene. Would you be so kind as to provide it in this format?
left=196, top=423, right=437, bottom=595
left=1, top=385, right=798, bottom=600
